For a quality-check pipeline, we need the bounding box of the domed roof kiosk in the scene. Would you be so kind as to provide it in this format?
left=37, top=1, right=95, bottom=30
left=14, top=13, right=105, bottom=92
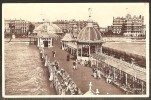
left=32, top=20, right=60, bottom=48
left=76, top=8, right=104, bottom=61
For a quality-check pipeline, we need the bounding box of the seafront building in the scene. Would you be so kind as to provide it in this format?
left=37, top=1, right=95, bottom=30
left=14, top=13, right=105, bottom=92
left=52, top=19, right=100, bottom=34
left=112, top=14, right=146, bottom=37
left=32, top=20, right=63, bottom=48
left=4, top=19, right=30, bottom=34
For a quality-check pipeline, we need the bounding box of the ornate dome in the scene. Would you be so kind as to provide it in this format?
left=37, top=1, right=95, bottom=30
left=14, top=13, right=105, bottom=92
left=77, top=22, right=103, bottom=43
left=33, top=22, right=61, bottom=38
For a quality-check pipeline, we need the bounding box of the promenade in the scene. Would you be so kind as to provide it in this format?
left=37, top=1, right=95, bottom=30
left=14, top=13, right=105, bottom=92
left=44, top=38, right=125, bottom=94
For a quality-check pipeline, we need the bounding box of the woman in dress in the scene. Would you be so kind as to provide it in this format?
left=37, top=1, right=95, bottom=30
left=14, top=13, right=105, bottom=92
left=97, top=69, right=101, bottom=79
left=49, top=71, right=54, bottom=82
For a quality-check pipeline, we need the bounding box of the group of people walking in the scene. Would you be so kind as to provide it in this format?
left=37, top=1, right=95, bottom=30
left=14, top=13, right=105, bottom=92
left=92, top=68, right=102, bottom=79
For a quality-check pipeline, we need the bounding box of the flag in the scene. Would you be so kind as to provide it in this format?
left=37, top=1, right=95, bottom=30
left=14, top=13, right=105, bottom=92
left=88, top=8, right=92, bottom=11
left=88, top=8, right=92, bottom=18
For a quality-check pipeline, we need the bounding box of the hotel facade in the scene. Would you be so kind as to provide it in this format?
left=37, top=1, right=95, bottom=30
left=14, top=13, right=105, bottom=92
left=4, top=19, right=30, bottom=34
left=112, top=14, right=146, bottom=37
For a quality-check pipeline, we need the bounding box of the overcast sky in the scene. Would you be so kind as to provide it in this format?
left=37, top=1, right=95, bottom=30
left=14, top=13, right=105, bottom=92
left=2, top=3, right=149, bottom=27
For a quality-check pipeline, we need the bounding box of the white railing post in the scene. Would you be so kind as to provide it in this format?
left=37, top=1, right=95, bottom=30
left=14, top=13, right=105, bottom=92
left=95, top=89, right=100, bottom=95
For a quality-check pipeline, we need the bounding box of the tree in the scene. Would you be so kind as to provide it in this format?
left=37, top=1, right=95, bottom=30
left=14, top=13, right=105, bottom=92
left=9, top=23, right=15, bottom=34
left=104, top=30, right=113, bottom=37
left=107, top=30, right=113, bottom=36
left=27, top=23, right=35, bottom=36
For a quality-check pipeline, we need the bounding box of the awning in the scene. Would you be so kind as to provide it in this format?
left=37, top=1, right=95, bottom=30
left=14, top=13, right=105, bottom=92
left=65, top=42, right=77, bottom=49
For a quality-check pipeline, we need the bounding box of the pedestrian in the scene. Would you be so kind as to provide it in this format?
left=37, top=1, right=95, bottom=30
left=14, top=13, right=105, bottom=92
left=84, top=60, right=87, bottom=67
left=97, top=69, right=101, bottom=79
left=74, top=87, right=79, bottom=95
left=93, top=69, right=97, bottom=78
left=42, top=49, right=45, bottom=60
left=52, top=50, right=54, bottom=57
left=61, top=88, right=66, bottom=95
left=73, top=60, right=76, bottom=70
left=40, top=48, right=43, bottom=59
left=106, top=75, right=111, bottom=83
left=49, top=71, right=53, bottom=82
left=82, top=60, right=85, bottom=66
left=106, top=75, right=109, bottom=83
left=67, top=54, right=70, bottom=61
left=8, top=34, right=12, bottom=43
left=75, top=59, right=78, bottom=69
left=54, top=51, right=56, bottom=57
left=88, top=60, right=91, bottom=67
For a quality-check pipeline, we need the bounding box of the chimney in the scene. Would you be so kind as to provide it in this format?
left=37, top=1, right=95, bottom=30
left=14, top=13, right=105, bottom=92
left=139, top=15, right=141, bottom=19
left=142, top=16, right=144, bottom=20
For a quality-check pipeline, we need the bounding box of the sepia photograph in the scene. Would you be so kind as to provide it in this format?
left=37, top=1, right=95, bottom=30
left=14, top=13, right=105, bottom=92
left=2, top=3, right=149, bottom=98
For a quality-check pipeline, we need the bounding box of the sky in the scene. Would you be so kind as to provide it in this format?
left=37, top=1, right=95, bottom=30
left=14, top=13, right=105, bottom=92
left=2, top=3, right=149, bottom=27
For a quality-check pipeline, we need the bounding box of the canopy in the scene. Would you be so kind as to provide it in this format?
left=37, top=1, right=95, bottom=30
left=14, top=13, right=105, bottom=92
left=66, top=42, right=77, bottom=49
left=92, top=53, right=146, bottom=82
left=61, top=33, right=74, bottom=42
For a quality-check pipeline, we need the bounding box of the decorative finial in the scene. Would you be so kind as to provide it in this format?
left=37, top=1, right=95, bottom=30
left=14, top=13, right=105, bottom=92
left=89, top=82, right=92, bottom=91
left=87, top=8, right=93, bottom=27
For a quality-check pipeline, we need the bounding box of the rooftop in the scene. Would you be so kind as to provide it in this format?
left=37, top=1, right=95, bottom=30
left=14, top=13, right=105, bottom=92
left=77, top=22, right=103, bottom=43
